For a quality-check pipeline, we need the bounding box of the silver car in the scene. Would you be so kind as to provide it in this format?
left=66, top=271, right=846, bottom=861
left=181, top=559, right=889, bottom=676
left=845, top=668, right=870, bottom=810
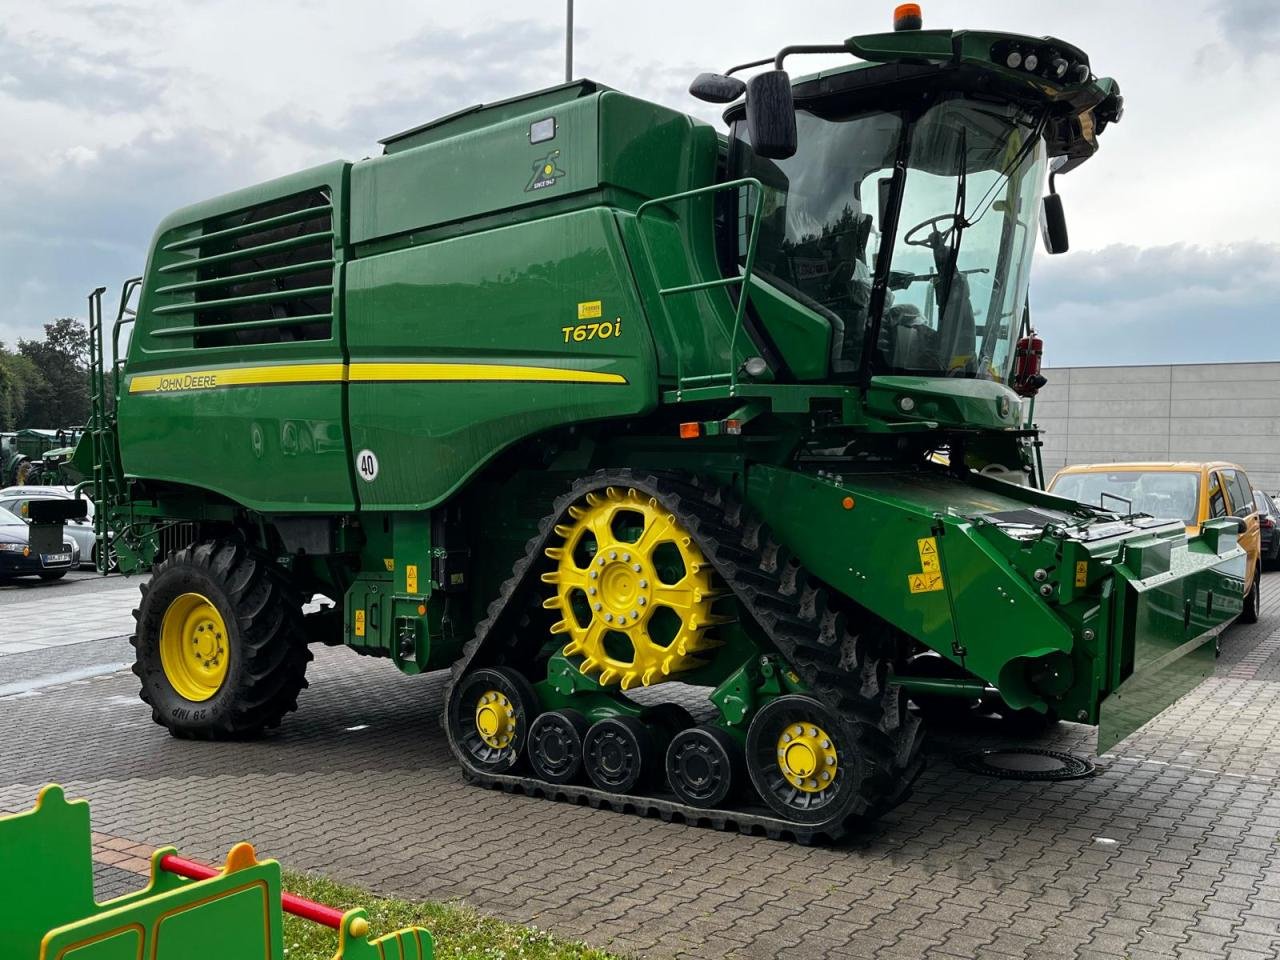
left=0, top=485, right=115, bottom=571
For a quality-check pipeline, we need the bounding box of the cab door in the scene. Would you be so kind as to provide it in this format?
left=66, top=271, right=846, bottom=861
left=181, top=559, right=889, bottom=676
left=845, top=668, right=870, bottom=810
left=1223, top=468, right=1261, bottom=588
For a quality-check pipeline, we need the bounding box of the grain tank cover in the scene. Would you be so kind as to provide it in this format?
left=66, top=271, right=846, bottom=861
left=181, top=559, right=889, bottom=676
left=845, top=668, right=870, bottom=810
left=379, top=80, right=607, bottom=155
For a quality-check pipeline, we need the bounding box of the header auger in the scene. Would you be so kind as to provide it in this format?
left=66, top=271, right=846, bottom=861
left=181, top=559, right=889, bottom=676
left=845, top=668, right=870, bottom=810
left=69, top=8, right=1242, bottom=842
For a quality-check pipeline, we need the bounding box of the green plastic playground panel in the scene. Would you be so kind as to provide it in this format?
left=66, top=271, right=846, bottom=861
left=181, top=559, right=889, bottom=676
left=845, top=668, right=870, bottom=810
left=0, top=785, right=433, bottom=960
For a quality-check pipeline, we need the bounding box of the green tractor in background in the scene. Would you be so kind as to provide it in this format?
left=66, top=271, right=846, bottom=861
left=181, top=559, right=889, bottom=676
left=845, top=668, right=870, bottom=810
left=2, top=427, right=83, bottom=487
left=69, top=9, right=1246, bottom=842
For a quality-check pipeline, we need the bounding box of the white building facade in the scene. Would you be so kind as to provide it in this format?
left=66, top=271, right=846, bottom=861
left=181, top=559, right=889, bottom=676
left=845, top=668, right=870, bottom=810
left=1034, top=362, right=1280, bottom=493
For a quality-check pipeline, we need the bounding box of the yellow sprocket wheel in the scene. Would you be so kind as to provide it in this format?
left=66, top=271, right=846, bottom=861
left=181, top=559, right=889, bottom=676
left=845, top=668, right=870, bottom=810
left=542, top=486, right=723, bottom=690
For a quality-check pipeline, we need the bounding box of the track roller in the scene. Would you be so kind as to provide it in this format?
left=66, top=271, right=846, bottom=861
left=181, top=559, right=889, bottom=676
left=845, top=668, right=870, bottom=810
left=746, top=695, right=864, bottom=823
left=527, top=709, right=591, bottom=784
left=665, top=725, right=743, bottom=808
left=583, top=716, right=655, bottom=793
left=447, top=667, right=538, bottom=773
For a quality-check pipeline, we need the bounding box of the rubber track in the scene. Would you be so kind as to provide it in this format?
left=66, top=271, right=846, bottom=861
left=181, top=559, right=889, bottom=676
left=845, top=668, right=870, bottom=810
left=444, top=470, right=924, bottom=844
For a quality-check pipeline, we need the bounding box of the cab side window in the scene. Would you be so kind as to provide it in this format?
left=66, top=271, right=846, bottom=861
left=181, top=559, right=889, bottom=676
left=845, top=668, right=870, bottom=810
left=1208, top=473, right=1228, bottom=519
left=1223, top=470, right=1255, bottom=519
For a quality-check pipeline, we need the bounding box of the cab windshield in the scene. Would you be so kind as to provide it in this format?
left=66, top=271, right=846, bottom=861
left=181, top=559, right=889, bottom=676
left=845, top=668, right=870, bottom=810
left=732, top=97, right=1047, bottom=382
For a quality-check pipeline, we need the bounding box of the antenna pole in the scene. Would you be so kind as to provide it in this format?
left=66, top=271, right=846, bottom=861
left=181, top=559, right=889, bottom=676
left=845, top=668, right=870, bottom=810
left=565, top=0, right=574, bottom=82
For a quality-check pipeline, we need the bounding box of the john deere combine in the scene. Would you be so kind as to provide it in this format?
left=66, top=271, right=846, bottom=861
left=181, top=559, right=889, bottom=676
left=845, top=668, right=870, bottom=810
left=73, top=9, right=1246, bottom=841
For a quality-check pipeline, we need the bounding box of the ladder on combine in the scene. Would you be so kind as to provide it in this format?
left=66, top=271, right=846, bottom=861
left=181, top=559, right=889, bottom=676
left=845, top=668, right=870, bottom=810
left=86, top=279, right=140, bottom=574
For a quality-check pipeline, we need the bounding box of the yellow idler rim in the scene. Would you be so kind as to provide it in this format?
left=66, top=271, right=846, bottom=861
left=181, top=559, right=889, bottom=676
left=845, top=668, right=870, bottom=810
left=543, top=487, right=719, bottom=690
left=777, top=722, right=839, bottom=793
left=475, top=689, right=516, bottom=749
left=159, top=592, right=230, bottom=702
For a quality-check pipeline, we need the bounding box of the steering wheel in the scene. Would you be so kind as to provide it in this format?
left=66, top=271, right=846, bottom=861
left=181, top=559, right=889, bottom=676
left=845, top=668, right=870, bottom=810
left=903, top=213, right=964, bottom=248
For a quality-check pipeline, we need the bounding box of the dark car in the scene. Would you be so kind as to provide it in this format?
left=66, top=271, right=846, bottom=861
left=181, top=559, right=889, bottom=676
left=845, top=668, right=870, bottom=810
left=1255, top=490, right=1280, bottom=565
left=0, top=504, right=79, bottom=581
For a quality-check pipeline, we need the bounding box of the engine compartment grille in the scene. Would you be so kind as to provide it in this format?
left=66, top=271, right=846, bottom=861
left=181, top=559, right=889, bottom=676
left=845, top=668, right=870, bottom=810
left=150, top=189, right=335, bottom=348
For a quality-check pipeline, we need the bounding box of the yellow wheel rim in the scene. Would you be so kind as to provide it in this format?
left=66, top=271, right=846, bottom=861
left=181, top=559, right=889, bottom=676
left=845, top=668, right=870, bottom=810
left=475, top=689, right=516, bottom=749
left=159, top=592, right=230, bottom=702
left=543, top=486, right=721, bottom=690
left=777, top=722, right=839, bottom=793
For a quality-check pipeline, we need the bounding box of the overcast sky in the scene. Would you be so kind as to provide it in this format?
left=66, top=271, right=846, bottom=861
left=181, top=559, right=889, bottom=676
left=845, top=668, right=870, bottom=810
left=1, top=0, right=1277, bottom=366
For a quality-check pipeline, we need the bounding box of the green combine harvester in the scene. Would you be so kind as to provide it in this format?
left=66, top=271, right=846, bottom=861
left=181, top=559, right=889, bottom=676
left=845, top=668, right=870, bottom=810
left=69, top=8, right=1247, bottom=842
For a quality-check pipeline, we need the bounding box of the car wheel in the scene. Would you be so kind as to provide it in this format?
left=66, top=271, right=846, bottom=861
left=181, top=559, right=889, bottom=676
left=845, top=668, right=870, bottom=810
left=1241, top=568, right=1261, bottom=625
left=92, top=542, right=120, bottom=574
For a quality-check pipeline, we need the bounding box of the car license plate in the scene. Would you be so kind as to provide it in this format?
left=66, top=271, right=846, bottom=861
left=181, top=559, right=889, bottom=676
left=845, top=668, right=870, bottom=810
left=43, top=553, right=71, bottom=564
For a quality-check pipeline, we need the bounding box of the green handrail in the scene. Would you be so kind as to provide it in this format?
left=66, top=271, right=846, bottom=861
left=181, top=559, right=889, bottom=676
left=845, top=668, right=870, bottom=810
left=635, top=177, right=765, bottom=396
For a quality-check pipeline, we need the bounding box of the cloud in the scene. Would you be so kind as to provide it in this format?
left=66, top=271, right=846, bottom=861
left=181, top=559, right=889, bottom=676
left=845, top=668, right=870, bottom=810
left=260, top=21, right=569, bottom=158
left=1031, top=242, right=1280, bottom=366
left=1212, top=0, right=1280, bottom=60
left=0, top=24, right=166, bottom=112
left=0, top=126, right=275, bottom=346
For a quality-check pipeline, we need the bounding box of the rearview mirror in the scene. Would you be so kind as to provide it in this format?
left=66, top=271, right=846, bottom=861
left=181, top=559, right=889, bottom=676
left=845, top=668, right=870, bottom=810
left=877, top=176, right=893, bottom=226
left=1040, top=193, right=1069, bottom=254
left=745, top=70, right=797, bottom=160
left=689, top=73, right=746, bottom=104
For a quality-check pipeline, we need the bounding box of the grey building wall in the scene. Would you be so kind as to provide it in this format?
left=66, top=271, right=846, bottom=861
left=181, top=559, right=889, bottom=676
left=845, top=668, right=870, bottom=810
left=1035, top=362, right=1280, bottom=494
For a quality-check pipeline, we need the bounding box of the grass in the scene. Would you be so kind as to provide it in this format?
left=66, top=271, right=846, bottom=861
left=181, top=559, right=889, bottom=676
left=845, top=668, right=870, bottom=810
left=280, top=870, right=629, bottom=960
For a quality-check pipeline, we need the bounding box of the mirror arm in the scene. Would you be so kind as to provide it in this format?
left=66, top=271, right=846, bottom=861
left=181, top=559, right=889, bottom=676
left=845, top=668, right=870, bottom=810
left=772, top=44, right=849, bottom=70
left=726, top=56, right=775, bottom=76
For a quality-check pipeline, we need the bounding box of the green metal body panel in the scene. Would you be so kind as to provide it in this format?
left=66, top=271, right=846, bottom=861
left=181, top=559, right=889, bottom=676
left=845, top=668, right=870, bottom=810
left=118, top=161, right=351, bottom=513
left=745, top=462, right=1244, bottom=739
left=744, top=275, right=832, bottom=381
left=351, top=95, right=602, bottom=244
left=345, top=208, right=658, bottom=509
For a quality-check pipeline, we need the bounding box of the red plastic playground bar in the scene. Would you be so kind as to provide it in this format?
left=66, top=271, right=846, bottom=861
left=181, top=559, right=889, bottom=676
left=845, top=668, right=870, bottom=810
left=159, top=853, right=346, bottom=929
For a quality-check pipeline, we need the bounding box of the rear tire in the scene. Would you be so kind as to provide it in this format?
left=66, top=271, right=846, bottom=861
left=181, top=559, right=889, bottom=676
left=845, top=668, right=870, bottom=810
left=1241, top=568, right=1261, bottom=624
left=132, top=541, right=312, bottom=739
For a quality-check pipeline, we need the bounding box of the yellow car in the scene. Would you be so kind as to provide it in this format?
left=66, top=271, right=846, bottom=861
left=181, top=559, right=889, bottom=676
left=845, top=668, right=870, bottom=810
left=1048, top=461, right=1262, bottom=624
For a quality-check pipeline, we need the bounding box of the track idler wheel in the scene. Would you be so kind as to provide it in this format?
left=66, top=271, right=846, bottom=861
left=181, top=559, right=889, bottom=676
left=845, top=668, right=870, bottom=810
left=583, top=716, right=655, bottom=793
left=665, top=725, right=743, bottom=809
left=448, top=667, right=538, bottom=773
left=528, top=709, right=591, bottom=784
left=746, top=695, right=865, bottom=824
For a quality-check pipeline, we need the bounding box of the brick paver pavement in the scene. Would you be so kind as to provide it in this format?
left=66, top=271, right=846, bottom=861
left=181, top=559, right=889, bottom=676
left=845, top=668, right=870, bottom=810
left=3, top=574, right=1280, bottom=958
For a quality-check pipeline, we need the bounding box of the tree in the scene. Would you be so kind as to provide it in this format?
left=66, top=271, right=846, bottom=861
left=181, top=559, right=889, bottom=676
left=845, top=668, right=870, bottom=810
left=16, top=318, right=90, bottom=427
left=0, top=346, right=47, bottom=431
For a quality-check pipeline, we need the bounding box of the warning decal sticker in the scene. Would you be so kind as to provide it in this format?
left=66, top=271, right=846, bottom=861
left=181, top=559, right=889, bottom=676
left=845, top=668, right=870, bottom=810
left=907, top=536, right=946, bottom=593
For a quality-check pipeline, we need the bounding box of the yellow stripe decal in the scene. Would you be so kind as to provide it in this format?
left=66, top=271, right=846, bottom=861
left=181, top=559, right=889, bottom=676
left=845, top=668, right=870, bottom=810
left=127, top=362, right=626, bottom=394
left=347, top=362, right=626, bottom=385
left=128, top=363, right=345, bottom=394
